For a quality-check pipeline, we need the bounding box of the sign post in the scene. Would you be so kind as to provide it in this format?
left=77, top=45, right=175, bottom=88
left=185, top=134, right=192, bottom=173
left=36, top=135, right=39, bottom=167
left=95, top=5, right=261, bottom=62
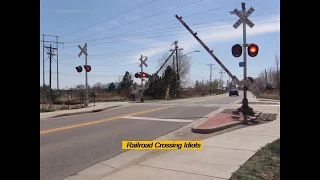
left=78, top=43, right=89, bottom=105
left=230, top=2, right=255, bottom=122
left=139, top=55, right=148, bottom=102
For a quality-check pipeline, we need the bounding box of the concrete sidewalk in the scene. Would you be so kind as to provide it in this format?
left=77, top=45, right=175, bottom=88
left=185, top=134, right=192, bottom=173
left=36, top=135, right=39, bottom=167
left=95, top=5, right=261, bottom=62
left=40, top=102, right=129, bottom=119
left=64, top=105, right=279, bottom=180
left=100, top=110, right=279, bottom=180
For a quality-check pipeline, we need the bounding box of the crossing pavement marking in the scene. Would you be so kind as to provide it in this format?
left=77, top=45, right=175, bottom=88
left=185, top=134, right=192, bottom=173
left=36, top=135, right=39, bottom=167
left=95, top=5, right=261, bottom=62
left=184, top=95, right=230, bottom=104
left=121, top=116, right=194, bottom=123
left=40, top=106, right=173, bottom=135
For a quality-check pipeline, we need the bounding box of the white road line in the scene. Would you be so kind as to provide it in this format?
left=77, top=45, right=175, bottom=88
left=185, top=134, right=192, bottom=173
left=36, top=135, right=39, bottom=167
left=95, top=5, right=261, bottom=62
left=121, top=116, right=194, bottom=123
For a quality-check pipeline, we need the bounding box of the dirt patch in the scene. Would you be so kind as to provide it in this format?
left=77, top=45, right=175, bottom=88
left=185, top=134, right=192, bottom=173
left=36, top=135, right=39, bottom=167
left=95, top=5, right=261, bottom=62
left=259, top=113, right=278, bottom=121
left=40, top=104, right=83, bottom=111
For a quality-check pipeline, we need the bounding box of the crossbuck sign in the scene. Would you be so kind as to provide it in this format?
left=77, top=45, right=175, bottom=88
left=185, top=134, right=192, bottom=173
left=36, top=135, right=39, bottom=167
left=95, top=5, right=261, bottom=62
left=78, top=43, right=88, bottom=57
left=139, top=56, right=148, bottom=67
left=230, top=7, right=255, bottom=29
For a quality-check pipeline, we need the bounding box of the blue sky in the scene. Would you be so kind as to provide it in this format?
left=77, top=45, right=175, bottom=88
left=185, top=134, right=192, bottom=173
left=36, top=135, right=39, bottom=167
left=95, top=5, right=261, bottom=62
left=40, top=0, right=280, bottom=89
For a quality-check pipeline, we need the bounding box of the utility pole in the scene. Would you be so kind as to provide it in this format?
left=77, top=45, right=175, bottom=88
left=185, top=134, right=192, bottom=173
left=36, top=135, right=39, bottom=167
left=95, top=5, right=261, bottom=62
left=172, top=55, right=176, bottom=97
left=56, top=36, right=59, bottom=91
left=265, top=69, right=268, bottom=87
left=219, top=69, right=225, bottom=90
left=42, top=34, right=45, bottom=87
left=41, top=34, right=64, bottom=90
left=207, top=63, right=214, bottom=95
left=45, top=44, right=57, bottom=100
left=170, top=41, right=183, bottom=98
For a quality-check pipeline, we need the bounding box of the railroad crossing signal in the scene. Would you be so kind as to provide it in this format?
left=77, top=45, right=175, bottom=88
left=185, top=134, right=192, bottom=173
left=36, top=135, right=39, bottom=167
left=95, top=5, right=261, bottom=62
left=84, top=65, right=91, bottom=72
left=76, top=66, right=82, bottom=73
left=248, top=44, right=259, bottom=57
left=232, top=43, right=259, bottom=58
left=232, top=44, right=242, bottom=57
left=230, top=7, right=255, bottom=29
left=135, top=72, right=149, bottom=78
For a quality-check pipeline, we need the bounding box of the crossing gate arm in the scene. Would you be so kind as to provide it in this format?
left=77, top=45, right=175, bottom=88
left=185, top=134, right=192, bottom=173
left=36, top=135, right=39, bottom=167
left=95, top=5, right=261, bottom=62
left=175, top=15, right=240, bottom=85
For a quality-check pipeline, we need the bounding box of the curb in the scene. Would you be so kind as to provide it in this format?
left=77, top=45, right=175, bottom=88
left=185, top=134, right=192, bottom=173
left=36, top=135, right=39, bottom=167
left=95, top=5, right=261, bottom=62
left=51, top=105, right=122, bottom=118
left=191, top=121, right=242, bottom=134
left=191, top=111, right=263, bottom=134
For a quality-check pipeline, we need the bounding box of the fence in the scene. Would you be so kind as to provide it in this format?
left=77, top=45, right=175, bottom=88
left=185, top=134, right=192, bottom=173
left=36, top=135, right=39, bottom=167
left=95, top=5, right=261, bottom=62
left=40, top=91, right=96, bottom=110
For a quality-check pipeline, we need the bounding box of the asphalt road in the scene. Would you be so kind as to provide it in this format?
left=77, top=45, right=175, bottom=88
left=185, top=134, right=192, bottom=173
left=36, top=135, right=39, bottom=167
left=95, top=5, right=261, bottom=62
left=40, top=94, right=241, bottom=180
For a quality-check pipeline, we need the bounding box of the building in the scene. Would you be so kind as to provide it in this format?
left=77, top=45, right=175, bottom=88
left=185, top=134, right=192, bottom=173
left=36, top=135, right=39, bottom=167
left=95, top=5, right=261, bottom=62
left=102, top=82, right=120, bottom=92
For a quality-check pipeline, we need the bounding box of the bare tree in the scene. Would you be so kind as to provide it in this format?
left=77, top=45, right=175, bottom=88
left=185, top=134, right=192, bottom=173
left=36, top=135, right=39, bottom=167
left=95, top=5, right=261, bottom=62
left=274, top=54, right=280, bottom=93
left=157, top=51, right=191, bottom=87
left=92, top=82, right=103, bottom=92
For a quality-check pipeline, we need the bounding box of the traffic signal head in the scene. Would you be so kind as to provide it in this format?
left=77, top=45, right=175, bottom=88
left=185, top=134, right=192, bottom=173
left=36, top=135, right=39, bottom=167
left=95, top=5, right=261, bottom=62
left=83, top=65, right=91, bottom=72
left=248, top=44, right=259, bottom=57
left=75, top=66, right=82, bottom=73
left=232, top=44, right=242, bottom=57
left=135, top=72, right=140, bottom=78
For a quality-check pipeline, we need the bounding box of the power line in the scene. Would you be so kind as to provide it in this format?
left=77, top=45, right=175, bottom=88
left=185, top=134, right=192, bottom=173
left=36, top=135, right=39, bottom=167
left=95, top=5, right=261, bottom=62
left=72, top=0, right=206, bottom=41
left=60, top=0, right=159, bottom=38
left=51, top=26, right=279, bottom=63
left=61, top=13, right=279, bottom=45
left=61, top=19, right=279, bottom=48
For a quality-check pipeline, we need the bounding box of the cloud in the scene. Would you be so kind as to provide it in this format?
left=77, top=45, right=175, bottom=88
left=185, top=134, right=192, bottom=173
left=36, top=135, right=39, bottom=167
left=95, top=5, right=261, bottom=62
left=92, top=15, right=280, bottom=65
left=127, top=39, right=173, bottom=63
left=126, top=16, right=280, bottom=60
left=109, top=20, right=120, bottom=26
left=125, top=15, right=140, bottom=21
left=94, top=27, right=105, bottom=33
left=40, top=9, right=93, bottom=13
left=176, top=16, right=280, bottom=53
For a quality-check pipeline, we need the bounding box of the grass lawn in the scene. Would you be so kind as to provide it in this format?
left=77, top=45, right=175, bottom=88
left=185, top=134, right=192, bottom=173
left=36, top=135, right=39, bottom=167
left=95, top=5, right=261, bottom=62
left=257, top=92, right=280, bottom=100
left=40, top=109, right=54, bottom=113
left=230, top=138, right=280, bottom=180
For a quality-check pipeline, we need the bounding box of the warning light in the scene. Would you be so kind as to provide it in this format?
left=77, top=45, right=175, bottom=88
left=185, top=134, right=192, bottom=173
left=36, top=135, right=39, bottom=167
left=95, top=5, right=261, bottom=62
left=75, top=66, right=82, bottom=73
left=83, top=65, right=91, bottom=72
left=141, top=72, right=146, bottom=78
left=248, top=44, right=259, bottom=57
left=135, top=72, right=140, bottom=78
left=231, top=44, right=242, bottom=57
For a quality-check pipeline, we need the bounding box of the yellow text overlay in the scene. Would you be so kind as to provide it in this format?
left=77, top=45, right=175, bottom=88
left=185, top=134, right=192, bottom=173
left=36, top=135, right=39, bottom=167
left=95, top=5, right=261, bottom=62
left=122, top=140, right=202, bottom=150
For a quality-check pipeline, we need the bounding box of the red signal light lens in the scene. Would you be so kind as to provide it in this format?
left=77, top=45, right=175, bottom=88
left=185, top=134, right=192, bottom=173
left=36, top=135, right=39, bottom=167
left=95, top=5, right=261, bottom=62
left=248, top=44, right=259, bottom=57
left=84, top=65, right=91, bottom=72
